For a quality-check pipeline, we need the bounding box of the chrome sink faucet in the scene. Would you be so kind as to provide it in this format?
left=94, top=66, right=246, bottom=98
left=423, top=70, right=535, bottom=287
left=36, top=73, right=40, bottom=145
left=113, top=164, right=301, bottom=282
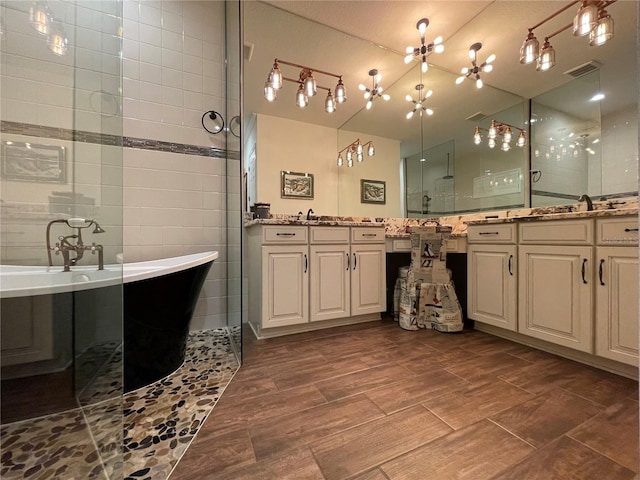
left=46, top=218, right=106, bottom=271
left=578, top=194, right=593, bottom=211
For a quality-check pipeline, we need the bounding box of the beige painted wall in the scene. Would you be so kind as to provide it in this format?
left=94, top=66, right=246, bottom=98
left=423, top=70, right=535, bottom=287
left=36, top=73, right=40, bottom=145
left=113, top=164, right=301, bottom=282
left=337, top=130, right=402, bottom=218
left=254, top=113, right=402, bottom=217
left=255, top=114, right=339, bottom=215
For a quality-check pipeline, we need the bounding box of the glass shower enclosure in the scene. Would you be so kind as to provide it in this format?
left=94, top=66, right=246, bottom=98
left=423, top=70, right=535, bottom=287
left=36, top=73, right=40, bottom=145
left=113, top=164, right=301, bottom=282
left=0, top=1, right=124, bottom=478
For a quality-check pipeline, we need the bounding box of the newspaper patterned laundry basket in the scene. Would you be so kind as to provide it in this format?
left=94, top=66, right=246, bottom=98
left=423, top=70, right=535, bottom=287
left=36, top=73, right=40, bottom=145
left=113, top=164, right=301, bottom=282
left=395, top=225, right=463, bottom=332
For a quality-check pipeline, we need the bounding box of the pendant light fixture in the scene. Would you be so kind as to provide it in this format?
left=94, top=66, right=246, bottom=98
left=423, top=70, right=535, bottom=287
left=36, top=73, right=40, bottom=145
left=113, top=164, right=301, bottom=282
left=474, top=120, right=527, bottom=151
left=263, top=58, right=346, bottom=113
left=337, top=139, right=375, bottom=167
left=405, top=84, right=433, bottom=119
left=404, top=18, right=444, bottom=73
left=573, top=1, right=599, bottom=36
left=520, top=0, right=617, bottom=73
left=359, top=69, right=390, bottom=110
left=455, top=43, right=495, bottom=89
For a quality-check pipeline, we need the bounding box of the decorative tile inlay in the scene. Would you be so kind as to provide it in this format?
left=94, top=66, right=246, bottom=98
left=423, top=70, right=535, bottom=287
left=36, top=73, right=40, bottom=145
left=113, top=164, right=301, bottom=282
left=0, top=329, right=239, bottom=480
left=0, top=121, right=239, bottom=160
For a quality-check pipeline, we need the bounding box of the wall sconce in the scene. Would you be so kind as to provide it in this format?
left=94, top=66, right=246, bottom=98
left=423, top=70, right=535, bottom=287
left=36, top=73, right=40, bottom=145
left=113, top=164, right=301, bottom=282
left=519, top=0, right=616, bottom=71
left=359, top=69, right=390, bottom=110
left=406, top=84, right=433, bottom=119
left=474, top=120, right=527, bottom=151
left=455, top=43, right=495, bottom=88
left=404, top=18, right=444, bottom=73
left=263, top=58, right=345, bottom=113
left=337, top=139, right=375, bottom=167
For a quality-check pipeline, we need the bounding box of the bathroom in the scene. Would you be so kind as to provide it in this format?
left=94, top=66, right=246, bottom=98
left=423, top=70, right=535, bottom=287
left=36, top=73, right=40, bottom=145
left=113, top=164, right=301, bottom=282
left=0, top=1, right=638, bottom=479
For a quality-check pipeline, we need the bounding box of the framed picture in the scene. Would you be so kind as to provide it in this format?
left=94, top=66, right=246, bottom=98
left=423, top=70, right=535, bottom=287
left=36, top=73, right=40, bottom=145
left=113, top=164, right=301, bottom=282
left=281, top=171, right=314, bottom=199
left=361, top=179, right=386, bottom=204
left=1, top=142, right=66, bottom=183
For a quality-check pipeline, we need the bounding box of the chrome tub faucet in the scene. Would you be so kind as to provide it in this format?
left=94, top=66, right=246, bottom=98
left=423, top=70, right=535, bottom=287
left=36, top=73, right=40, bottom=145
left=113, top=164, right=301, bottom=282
left=46, top=218, right=106, bottom=271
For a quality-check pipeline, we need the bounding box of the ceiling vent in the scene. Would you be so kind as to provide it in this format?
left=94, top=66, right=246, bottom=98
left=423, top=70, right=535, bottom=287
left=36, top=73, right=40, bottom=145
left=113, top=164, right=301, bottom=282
left=564, top=61, right=601, bottom=78
left=243, top=42, right=255, bottom=62
left=466, top=111, right=486, bottom=122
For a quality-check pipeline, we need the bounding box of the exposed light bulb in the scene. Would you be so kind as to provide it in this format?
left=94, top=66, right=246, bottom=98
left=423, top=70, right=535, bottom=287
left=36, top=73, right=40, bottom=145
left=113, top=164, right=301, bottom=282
left=488, top=138, right=496, bottom=149
left=367, top=144, right=375, bottom=156
left=325, top=91, right=336, bottom=113
left=346, top=150, right=353, bottom=162
left=517, top=132, right=526, bottom=147
left=425, top=90, right=433, bottom=98
left=366, top=100, right=372, bottom=110
left=455, top=76, right=465, bottom=85
left=357, top=152, right=364, bottom=162
left=296, top=84, right=307, bottom=108
left=347, top=158, right=353, bottom=167
left=482, top=64, right=493, bottom=73
left=304, top=74, right=316, bottom=97
left=335, top=78, right=347, bottom=103
left=358, top=83, right=367, bottom=91
left=356, top=143, right=363, bottom=155
left=421, top=60, right=428, bottom=73
left=382, top=94, right=391, bottom=101
left=485, top=54, right=496, bottom=64
left=488, top=121, right=498, bottom=139
left=425, top=108, right=434, bottom=115
left=407, top=111, right=415, bottom=119
left=264, top=82, right=277, bottom=102
left=404, top=52, right=415, bottom=64
left=503, top=127, right=512, bottom=143
left=337, top=154, right=343, bottom=167
left=476, top=77, right=483, bottom=88
left=474, top=127, right=482, bottom=145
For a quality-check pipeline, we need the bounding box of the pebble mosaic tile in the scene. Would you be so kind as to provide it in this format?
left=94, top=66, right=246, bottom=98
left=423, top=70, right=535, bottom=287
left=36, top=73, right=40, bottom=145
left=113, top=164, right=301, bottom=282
left=0, top=328, right=239, bottom=480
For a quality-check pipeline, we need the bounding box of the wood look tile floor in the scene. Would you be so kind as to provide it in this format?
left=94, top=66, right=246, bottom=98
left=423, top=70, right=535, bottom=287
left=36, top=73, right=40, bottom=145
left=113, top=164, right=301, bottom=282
left=170, top=320, right=639, bottom=480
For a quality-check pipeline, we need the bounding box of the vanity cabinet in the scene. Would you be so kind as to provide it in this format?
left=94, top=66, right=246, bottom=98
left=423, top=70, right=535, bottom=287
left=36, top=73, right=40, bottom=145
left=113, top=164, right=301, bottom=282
left=248, top=224, right=386, bottom=336
left=310, top=226, right=386, bottom=321
left=518, top=244, right=593, bottom=352
left=350, top=227, right=387, bottom=316
left=518, top=219, right=594, bottom=353
left=594, top=216, right=639, bottom=366
left=309, top=227, right=350, bottom=322
left=467, top=224, right=517, bottom=331
left=249, top=226, right=309, bottom=329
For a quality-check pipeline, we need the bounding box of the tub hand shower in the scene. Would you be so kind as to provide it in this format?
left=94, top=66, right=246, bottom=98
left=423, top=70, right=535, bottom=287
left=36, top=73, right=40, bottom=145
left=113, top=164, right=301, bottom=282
left=46, top=218, right=106, bottom=271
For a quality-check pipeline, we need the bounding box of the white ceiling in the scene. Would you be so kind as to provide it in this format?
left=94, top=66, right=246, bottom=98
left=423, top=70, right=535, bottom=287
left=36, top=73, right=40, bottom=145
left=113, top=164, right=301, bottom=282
left=243, top=0, right=637, bottom=154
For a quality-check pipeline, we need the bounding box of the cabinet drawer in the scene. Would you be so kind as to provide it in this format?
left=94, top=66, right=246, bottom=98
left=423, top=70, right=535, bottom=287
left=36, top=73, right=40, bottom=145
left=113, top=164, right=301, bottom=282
left=467, top=224, right=516, bottom=244
left=262, top=226, right=308, bottom=244
left=310, top=226, right=349, bottom=244
left=351, top=227, right=385, bottom=243
left=596, top=216, right=639, bottom=246
left=519, top=219, right=593, bottom=245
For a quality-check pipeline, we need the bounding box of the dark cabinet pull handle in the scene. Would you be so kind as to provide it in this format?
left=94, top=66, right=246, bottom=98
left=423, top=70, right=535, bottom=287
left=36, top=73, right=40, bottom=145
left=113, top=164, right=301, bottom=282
left=479, top=232, right=500, bottom=235
left=599, top=259, right=605, bottom=286
left=346, top=253, right=350, bottom=270
left=276, top=232, right=296, bottom=236
left=508, top=255, right=513, bottom=276
left=624, top=228, right=639, bottom=232
left=304, top=254, right=307, bottom=273
left=362, top=233, right=377, bottom=237
left=581, top=258, right=587, bottom=284
left=353, top=254, right=357, bottom=270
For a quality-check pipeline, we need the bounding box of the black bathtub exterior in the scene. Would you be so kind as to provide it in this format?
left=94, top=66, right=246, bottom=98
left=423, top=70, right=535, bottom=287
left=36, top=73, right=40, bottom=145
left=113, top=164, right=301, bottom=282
left=123, top=261, right=213, bottom=392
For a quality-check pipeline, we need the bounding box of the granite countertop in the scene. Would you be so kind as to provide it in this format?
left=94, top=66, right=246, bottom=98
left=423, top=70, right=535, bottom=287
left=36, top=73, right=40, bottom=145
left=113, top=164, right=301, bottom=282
left=465, top=207, right=638, bottom=226
left=244, top=218, right=385, bottom=228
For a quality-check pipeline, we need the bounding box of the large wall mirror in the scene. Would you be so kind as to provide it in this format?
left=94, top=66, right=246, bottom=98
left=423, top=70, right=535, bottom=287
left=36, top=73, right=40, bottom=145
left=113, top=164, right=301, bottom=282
left=243, top=1, right=638, bottom=218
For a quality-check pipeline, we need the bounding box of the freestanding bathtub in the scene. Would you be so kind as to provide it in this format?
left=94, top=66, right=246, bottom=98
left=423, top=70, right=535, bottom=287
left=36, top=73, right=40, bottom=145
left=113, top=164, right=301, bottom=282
left=0, top=251, right=218, bottom=392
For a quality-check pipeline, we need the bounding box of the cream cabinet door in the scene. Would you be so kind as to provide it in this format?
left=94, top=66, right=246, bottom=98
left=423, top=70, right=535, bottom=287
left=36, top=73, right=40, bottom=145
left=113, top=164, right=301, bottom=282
left=261, top=245, right=309, bottom=328
left=518, top=245, right=593, bottom=353
left=350, top=244, right=386, bottom=316
left=595, top=247, right=639, bottom=365
left=310, top=244, right=350, bottom=322
left=467, top=244, right=517, bottom=331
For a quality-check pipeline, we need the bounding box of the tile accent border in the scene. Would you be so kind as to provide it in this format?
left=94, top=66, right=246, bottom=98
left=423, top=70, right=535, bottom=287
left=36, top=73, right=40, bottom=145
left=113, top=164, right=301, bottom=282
left=0, top=121, right=239, bottom=160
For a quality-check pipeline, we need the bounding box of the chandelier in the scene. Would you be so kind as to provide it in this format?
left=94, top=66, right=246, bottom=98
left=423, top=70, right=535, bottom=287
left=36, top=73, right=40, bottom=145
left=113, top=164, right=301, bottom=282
left=455, top=43, right=495, bottom=89
left=404, top=18, right=444, bottom=73
left=406, top=84, right=433, bottom=119
left=519, top=1, right=616, bottom=72
left=337, top=139, right=375, bottom=167
left=263, top=58, right=346, bottom=113
left=358, top=69, right=390, bottom=110
left=474, top=120, right=527, bottom=151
